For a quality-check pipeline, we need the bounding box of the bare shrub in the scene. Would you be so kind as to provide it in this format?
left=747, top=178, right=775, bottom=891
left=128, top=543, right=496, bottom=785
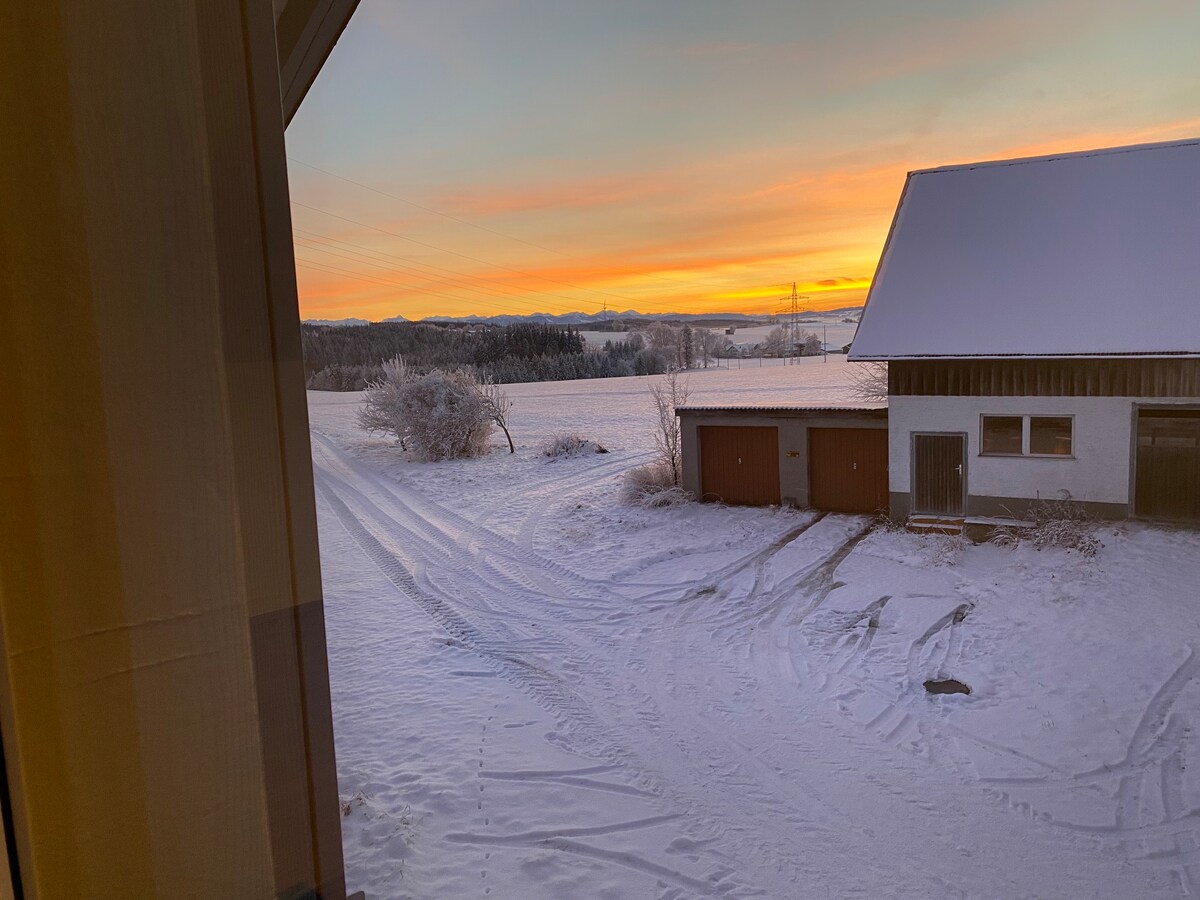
left=924, top=532, right=970, bottom=567
left=1027, top=491, right=1102, bottom=557
left=481, top=379, right=514, bottom=453
left=873, top=510, right=907, bottom=534
left=640, top=486, right=693, bottom=508
left=542, top=434, right=609, bottom=458
left=988, top=525, right=1021, bottom=549
left=358, top=358, right=498, bottom=460
left=649, top=370, right=690, bottom=486
left=849, top=361, right=889, bottom=403
left=621, top=461, right=691, bottom=507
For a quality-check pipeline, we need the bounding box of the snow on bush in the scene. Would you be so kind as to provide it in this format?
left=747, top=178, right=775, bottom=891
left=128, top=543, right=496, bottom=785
left=542, top=434, right=609, bottom=459
left=987, top=525, right=1021, bottom=549
left=621, top=461, right=692, bottom=507
left=357, top=356, right=412, bottom=445
left=358, top=358, right=497, bottom=460
left=1027, top=492, right=1103, bottom=557
left=923, top=532, right=970, bottom=567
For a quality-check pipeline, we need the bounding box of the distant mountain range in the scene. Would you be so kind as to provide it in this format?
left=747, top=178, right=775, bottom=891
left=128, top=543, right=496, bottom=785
left=303, top=317, right=372, bottom=327
left=302, top=307, right=861, bottom=328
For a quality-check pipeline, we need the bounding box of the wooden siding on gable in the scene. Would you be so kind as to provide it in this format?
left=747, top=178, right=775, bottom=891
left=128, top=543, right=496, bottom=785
left=890, top=359, right=1200, bottom=397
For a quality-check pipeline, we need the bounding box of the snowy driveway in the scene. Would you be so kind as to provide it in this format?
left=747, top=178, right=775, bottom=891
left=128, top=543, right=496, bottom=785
left=310, top=374, right=1200, bottom=899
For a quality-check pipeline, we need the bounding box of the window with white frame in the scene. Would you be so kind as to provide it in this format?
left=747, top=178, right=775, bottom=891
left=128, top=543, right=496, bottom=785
left=981, top=415, right=1072, bottom=457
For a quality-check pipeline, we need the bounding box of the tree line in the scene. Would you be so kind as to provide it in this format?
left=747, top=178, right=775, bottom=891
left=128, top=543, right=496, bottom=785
left=303, top=321, right=666, bottom=390
left=302, top=319, right=827, bottom=391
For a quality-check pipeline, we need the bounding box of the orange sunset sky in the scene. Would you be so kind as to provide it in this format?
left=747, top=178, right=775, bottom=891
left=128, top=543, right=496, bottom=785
left=286, top=0, right=1200, bottom=322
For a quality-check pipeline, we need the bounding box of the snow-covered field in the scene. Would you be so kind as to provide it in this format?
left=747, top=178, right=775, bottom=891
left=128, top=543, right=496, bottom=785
left=310, top=356, right=1200, bottom=899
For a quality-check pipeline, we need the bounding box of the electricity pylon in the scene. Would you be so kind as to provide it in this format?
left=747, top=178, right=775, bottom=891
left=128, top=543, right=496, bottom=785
left=776, top=282, right=808, bottom=364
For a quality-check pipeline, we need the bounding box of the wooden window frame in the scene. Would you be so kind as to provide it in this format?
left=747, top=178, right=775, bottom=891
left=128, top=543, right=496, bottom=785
left=979, top=415, right=1024, bottom=457
left=979, top=414, right=1075, bottom=459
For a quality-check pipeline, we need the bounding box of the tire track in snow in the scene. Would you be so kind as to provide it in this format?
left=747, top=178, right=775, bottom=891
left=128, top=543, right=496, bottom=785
left=313, top=433, right=622, bottom=604
left=472, top=449, right=650, bottom=537
left=800, top=584, right=1200, bottom=893
left=1159, top=746, right=1200, bottom=894
left=903, top=602, right=973, bottom=687
left=1031, top=647, right=1200, bottom=894
left=314, top=461, right=626, bottom=630
left=317, top=472, right=634, bottom=762
left=318, top=464, right=579, bottom=627
left=798, top=589, right=1081, bottom=786
left=317, top=418, right=1182, bottom=897
left=1075, top=647, right=1199, bottom=782
left=317, top=453, right=755, bottom=892
left=512, top=451, right=654, bottom=552
left=670, top=514, right=867, bottom=631
left=622, top=509, right=824, bottom=580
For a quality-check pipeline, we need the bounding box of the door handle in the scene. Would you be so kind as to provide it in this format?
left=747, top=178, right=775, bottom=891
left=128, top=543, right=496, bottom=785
left=955, top=465, right=963, bottom=475
left=852, top=462, right=857, bottom=470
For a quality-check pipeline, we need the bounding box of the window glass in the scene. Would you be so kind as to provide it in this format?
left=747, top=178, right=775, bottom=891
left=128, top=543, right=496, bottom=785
left=981, top=416, right=1023, bottom=455
left=1030, top=416, right=1072, bottom=455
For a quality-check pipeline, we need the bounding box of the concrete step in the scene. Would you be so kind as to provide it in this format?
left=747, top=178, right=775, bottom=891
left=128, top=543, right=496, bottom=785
left=907, top=515, right=965, bottom=536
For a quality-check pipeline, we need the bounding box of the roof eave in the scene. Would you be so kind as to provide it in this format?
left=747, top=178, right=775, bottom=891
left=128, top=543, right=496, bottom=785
left=276, top=0, right=362, bottom=126
left=851, top=352, right=1200, bottom=361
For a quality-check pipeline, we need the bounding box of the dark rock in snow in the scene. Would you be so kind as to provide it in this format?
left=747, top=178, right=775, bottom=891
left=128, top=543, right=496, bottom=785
left=924, top=678, right=971, bottom=695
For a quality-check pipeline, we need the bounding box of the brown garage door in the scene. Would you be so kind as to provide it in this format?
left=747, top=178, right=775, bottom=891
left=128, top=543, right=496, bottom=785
left=808, top=427, right=889, bottom=514
left=699, top=425, right=780, bottom=506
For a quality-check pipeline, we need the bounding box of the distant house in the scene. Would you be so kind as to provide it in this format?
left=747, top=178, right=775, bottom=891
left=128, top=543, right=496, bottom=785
left=850, top=138, right=1200, bottom=523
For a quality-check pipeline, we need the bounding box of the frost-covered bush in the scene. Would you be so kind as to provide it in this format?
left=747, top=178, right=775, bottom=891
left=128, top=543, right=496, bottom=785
left=358, top=358, right=497, bottom=460
left=542, top=434, right=609, bottom=458
left=399, top=371, right=494, bottom=460
left=621, top=461, right=691, bottom=507
left=357, top=357, right=412, bottom=444
left=1027, top=492, right=1103, bottom=557
left=924, top=532, right=970, bottom=567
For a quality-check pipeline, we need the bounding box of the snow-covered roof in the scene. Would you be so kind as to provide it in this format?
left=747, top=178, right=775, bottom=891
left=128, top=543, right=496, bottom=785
left=849, top=138, right=1200, bottom=360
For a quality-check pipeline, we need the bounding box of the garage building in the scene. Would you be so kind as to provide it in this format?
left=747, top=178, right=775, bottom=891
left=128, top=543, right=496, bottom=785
left=677, top=407, right=889, bottom=512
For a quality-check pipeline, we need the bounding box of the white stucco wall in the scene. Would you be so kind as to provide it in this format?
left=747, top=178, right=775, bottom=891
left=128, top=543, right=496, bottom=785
left=888, top=395, right=1136, bottom=505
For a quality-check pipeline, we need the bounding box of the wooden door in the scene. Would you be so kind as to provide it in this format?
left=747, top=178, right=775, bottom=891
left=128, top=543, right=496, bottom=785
left=912, top=433, right=966, bottom=516
left=1135, top=409, right=1200, bottom=520
left=808, top=428, right=889, bottom=513
left=699, top=426, right=781, bottom=506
